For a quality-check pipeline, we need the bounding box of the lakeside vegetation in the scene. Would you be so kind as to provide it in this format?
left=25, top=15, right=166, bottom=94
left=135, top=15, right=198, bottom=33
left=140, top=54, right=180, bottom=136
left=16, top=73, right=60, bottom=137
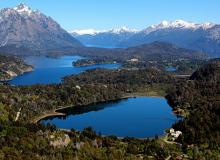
left=1, top=67, right=173, bottom=122
left=0, top=54, right=33, bottom=81
left=73, top=58, right=205, bottom=76
left=0, top=55, right=219, bottom=159
left=166, top=59, right=220, bottom=158
left=50, top=42, right=206, bottom=76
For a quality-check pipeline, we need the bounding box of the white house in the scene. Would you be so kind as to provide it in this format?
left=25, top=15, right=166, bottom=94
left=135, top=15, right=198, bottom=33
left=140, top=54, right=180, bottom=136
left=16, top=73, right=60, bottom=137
left=76, top=85, right=81, bottom=90
left=128, top=58, right=139, bottom=62
left=169, top=128, right=182, bottom=140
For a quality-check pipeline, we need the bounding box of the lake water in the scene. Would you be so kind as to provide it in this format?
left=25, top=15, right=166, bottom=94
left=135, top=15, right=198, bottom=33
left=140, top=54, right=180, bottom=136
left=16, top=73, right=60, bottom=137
left=85, top=44, right=126, bottom=49
left=166, top=67, right=177, bottom=72
left=41, top=97, right=178, bottom=138
left=9, top=56, right=120, bottom=85
left=9, top=56, right=178, bottom=138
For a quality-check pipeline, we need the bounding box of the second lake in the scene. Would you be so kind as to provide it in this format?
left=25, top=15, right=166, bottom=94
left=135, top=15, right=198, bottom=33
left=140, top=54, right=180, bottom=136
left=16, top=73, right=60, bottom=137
left=9, top=56, right=120, bottom=85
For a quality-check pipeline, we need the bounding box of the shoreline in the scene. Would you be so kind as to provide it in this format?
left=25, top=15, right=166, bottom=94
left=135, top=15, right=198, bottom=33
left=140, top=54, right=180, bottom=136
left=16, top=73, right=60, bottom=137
left=59, top=127, right=164, bottom=140
left=1, top=67, right=34, bottom=82
left=33, top=97, right=130, bottom=123
left=32, top=95, right=165, bottom=124
left=32, top=111, right=66, bottom=123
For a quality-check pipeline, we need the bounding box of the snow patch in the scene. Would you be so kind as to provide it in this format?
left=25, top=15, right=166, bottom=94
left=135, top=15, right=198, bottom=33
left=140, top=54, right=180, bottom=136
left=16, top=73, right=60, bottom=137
left=14, top=3, right=33, bottom=15
left=13, top=3, right=41, bottom=16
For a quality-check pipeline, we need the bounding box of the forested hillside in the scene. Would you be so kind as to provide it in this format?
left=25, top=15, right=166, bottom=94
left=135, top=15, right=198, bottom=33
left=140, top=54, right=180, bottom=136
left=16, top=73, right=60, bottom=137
left=0, top=58, right=219, bottom=159
left=166, top=59, right=220, bottom=151
left=0, top=55, right=33, bottom=81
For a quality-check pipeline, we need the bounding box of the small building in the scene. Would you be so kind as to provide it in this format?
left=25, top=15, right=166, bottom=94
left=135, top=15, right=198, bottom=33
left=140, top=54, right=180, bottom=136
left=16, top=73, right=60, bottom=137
left=76, top=85, right=81, bottom=90
left=128, top=58, right=139, bottom=62
left=170, top=128, right=175, bottom=134
left=169, top=128, right=182, bottom=141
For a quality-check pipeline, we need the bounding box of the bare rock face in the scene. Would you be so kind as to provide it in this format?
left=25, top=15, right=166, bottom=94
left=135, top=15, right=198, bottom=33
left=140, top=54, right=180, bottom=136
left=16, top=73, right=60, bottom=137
left=49, top=134, right=71, bottom=148
left=0, top=3, right=82, bottom=53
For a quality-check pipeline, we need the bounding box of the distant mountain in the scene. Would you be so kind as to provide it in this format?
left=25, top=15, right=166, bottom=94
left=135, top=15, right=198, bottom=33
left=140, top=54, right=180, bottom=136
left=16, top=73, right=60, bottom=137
left=62, top=41, right=205, bottom=63
left=0, top=3, right=82, bottom=54
left=70, top=27, right=138, bottom=48
left=118, top=20, right=220, bottom=57
left=70, top=20, right=220, bottom=57
left=123, top=41, right=205, bottom=60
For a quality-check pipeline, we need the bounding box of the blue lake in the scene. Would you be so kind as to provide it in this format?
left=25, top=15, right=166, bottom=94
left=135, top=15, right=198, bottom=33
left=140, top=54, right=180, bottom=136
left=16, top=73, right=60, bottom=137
left=9, top=56, right=178, bottom=138
left=41, top=97, right=178, bottom=138
left=9, top=56, right=120, bottom=85
left=85, top=44, right=126, bottom=49
left=166, top=67, right=177, bottom=72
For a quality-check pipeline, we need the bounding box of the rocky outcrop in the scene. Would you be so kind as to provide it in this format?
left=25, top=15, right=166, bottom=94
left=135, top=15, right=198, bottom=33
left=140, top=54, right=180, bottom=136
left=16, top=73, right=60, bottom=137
left=49, top=134, right=71, bottom=148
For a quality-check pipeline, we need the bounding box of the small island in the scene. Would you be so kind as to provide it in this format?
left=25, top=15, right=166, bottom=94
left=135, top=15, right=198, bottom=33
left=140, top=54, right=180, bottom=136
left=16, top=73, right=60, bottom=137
left=73, top=58, right=117, bottom=67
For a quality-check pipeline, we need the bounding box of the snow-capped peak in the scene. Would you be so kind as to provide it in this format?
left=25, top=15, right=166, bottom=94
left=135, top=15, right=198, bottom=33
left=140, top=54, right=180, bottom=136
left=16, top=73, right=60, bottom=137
left=144, top=20, right=215, bottom=33
left=151, top=20, right=197, bottom=29
left=201, top=22, right=215, bottom=29
left=70, top=27, right=139, bottom=35
left=13, top=3, right=34, bottom=15
left=160, top=20, right=169, bottom=27
left=110, top=26, right=139, bottom=34
left=70, top=29, right=103, bottom=35
left=170, top=20, right=197, bottom=28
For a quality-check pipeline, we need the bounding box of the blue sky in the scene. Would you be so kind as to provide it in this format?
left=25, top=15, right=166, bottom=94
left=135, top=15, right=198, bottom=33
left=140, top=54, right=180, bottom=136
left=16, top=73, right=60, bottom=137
left=0, top=0, right=219, bottom=31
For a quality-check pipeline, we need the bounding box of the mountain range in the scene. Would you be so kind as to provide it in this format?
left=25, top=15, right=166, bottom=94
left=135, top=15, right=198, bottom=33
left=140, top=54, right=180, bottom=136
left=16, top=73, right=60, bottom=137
left=0, top=3, right=82, bottom=53
left=70, top=27, right=138, bottom=48
left=71, top=20, right=220, bottom=57
left=0, top=4, right=218, bottom=58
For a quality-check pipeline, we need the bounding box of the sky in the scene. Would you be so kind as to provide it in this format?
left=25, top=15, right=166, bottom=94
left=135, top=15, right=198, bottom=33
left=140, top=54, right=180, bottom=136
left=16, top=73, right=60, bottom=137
left=0, top=0, right=219, bottom=31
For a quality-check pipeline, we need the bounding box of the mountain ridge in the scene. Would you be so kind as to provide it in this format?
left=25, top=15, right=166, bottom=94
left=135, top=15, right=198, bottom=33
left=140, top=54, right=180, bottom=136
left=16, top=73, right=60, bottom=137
left=71, top=20, right=220, bottom=57
left=70, top=26, right=138, bottom=48
left=119, top=20, right=220, bottom=57
left=70, top=26, right=139, bottom=36
left=70, top=20, right=215, bottom=36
